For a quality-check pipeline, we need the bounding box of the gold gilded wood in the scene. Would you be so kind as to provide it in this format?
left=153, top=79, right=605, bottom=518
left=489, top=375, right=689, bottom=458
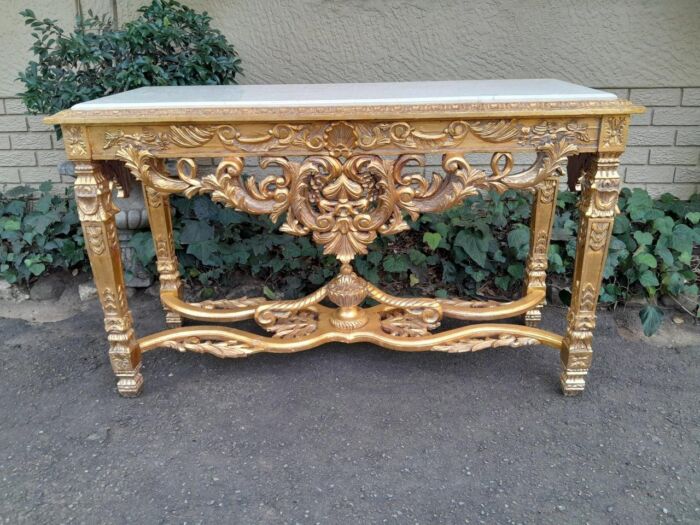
left=75, top=162, right=142, bottom=396
left=138, top=314, right=564, bottom=355
left=523, top=176, right=559, bottom=326
left=142, top=182, right=183, bottom=327
left=50, top=92, right=641, bottom=397
left=560, top=153, right=621, bottom=395
left=117, top=140, right=576, bottom=262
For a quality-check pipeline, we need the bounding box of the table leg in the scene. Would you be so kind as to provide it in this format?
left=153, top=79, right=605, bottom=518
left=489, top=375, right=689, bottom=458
left=561, top=153, right=620, bottom=395
left=75, top=162, right=143, bottom=396
left=523, top=176, right=559, bottom=326
left=143, top=180, right=183, bottom=327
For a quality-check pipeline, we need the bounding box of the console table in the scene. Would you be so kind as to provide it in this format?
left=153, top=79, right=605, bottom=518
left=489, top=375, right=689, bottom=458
left=46, top=79, right=643, bottom=397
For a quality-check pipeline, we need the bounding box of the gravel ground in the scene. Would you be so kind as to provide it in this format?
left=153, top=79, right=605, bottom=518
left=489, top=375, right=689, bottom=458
left=0, top=292, right=698, bottom=524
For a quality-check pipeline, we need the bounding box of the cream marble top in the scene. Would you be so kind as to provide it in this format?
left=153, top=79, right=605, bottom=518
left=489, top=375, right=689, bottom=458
left=72, top=79, right=616, bottom=111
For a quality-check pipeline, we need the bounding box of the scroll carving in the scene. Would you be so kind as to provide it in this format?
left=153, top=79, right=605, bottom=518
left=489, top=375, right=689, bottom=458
left=118, top=137, right=577, bottom=262
left=105, top=118, right=590, bottom=157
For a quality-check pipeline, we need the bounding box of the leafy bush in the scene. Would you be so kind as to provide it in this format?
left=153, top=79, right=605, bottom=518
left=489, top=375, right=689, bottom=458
left=2, top=183, right=698, bottom=335
left=0, top=184, right=85, bottom=284
left=18, top=0, right=241, bottom=120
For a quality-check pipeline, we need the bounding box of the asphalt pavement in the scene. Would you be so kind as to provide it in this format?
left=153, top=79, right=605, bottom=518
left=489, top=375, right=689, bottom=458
left=0, top=293, right=698, bottom=524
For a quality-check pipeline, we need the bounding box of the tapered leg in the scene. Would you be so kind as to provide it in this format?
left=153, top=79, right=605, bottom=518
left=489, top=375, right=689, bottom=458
left=523, top=176, right=559, bottom=326
left=561, top=153, right=621, bottom=395
left=75, top=162, right=143, bottom=396
left=143, top=182, right=183, bottom=327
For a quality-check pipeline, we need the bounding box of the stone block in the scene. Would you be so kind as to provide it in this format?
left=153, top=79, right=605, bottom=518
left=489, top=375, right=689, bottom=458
left=0, top=151, right=35, bottom=167
left=10, top=133, right=52, bottom=150
left=645, top=183, right=698, bottom=199
left=681, top=88, right=700, bottom=106
left=0, top=167, right=20, bottom=183
left=630, top=88, right=681, bottom=106
left=627, top=127, right=675, bottom=146
left=0, top=116, right=27, bottom=132
left=20, top=166, right=61, bottom=183
left=653, top=107, right=700, bottom=126
left=3, top=98, right=27, bottom=114
left=649, top=147, right=699, bottom=165
left=675, top=127, right=700, bottom=146
left=674, top=167, right=700, bottom=183
left=625, top=165, right=674, bottom=183
left=620, top=147, right=649, bottom=165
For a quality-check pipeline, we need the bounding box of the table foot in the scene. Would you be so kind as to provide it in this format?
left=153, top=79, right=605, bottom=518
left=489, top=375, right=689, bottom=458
left=560, top=370, right=586, bottom=396
left=116, top=367, right=144, bottom=397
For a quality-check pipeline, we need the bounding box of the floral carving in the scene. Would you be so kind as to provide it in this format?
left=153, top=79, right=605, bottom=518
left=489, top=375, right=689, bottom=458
left=265, top=310, right=319, bottom=339
left=64, top=126, right=88, bottom=158
left=161, top=337, right=258, bottom=358
left=432, top=334, right=539, bottom=353
left=118, top=136, right=577, bottom=262
left=380, top=309, right=440, bottom=337
left=603, top=116, right=625, bottom=147
left=105, top=118, right=590, bottom=157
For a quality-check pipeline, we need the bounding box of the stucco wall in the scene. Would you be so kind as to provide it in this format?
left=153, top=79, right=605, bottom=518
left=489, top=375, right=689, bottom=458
left=4, top=0, right=698, bottom=97
left=0, top=0, right=698, bottom=195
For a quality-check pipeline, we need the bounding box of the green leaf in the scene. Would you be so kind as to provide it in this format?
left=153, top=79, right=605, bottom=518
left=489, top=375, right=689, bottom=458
left=633, top=230, right=653, bottom=246
left=655, top=246, right=674, bottom=266
left=633, top=252, right=657, bottom=269
left=409, top=273, right=420, bottom=286
left=454, top=230, right=488, bottom=267
left=686, top=211, right=700, bottom=224
left=180, top=220, right=214, bottom=244
left=670, top=224, right=693, bottom=254
left=639, top=305, right=663, bottom=336
left=627, top=189, right=654, bottom=222
left=662, top=272, right=685, bottom=295
left=383, top=254, right=409, bottom=273
left=652, top=216, right=674, bottom=235
left=495, top=275, right=511, bottom=291
left=408, top=249, right=427, bottom=266
left=507, top=263, right=524, bottom=279
left=26, top=262, right=45, bottom=276
left=0, top=217, right=21, bottom=231
left=423, top=232, right=441, bottom=251
left=638, top=270, right=659, bottom=287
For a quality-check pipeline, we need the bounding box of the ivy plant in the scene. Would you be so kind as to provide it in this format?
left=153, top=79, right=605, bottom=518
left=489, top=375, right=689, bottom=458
left=18, top=0, right=241, bottom=129
left=2, top=183, right=698, bottom=336
left=0, top=184, right=84, bottom=284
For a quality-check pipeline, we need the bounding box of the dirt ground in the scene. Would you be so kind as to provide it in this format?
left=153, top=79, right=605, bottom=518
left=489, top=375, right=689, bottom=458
left=0, top=290, right=698, bottom=524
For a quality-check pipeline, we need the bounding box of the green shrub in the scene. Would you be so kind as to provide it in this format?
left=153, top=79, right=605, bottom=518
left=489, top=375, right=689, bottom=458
left=2, top=183, right=698, bottom=335
left=0, top=184, right=85, bottom=284
left=18, top=0, right=241, bottom=123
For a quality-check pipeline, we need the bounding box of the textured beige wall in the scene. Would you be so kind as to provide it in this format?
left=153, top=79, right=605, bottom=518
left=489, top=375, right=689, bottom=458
left=0, top=0, right=75, bottom=98
left=3, top=0, right=700, bottom=96
left=1, top=0, right=698, bottom=195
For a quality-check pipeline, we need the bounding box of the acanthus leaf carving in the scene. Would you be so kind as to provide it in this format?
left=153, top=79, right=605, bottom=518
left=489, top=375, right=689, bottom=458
left=104, top=118, right=590, bottom=157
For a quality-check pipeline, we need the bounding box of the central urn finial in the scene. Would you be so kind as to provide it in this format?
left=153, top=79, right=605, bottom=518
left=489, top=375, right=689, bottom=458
left=326, top=263, right=369, bottom=329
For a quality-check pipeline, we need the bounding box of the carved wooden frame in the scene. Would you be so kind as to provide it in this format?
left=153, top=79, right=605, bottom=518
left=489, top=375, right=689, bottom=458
left=47, top=98, right=642, bottom=396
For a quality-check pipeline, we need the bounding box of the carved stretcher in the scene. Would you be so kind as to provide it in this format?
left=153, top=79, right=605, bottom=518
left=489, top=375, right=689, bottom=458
left=46, top=79, right=643, bottom=396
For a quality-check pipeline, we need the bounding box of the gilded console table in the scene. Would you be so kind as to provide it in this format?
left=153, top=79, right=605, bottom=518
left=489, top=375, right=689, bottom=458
left=46, top=79, right=643, bottom=397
